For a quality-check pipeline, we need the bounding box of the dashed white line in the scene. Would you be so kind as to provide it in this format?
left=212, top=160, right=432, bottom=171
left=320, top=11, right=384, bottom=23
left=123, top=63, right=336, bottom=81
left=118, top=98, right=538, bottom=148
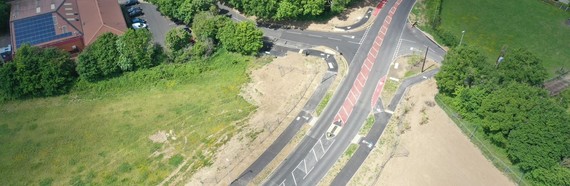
left=286, top=31, right=303, bottom=35
left=327, top=37, right=342, bottom=41
left=348, top=41, right=360, bottom=45
left=318, top=139, right=326, bottom=153
left=308, top=34, right=323, bottom=38
left=312, top=149, right=318, bottom=161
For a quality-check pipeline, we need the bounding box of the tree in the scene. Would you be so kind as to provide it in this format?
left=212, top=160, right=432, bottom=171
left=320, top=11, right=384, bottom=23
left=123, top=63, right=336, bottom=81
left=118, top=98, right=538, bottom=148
left=177, top=0, right=215, bottom=25
left=77, top=33, right=121, bottom=82
left=301, top=0, right=326, bottom=16
left=191, top=37, right=215, bottom=58
left=165, top=28, right=192, bottom=52
left=0, top=45, right=76, bottom=98
left=496, top=48, right=547, bottom=87
left=507, top=99, right=570, bottom=172
left=478, top=82, right=548, bottom=147
left=275, top=0, right=301, bottom=20
left=526, top=167, right=570, bottom=186
left=435, top=46, right=491, bottom=96
left=116, top=29, right=159, bottom=71
left=192, top=12, right=231, bottom=42
left=0, top=1, right=9, bottom=33
left=218, top=21, right=263, bottom=55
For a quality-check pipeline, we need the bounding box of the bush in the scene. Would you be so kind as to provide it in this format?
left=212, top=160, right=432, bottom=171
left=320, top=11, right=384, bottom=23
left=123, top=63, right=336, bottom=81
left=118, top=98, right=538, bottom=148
left=436, top=28, right=459, bottom=46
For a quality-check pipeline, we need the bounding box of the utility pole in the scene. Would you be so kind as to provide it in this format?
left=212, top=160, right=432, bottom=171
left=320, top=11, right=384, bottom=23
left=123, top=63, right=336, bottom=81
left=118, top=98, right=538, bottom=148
left=421, top=46, right=429, bottom=72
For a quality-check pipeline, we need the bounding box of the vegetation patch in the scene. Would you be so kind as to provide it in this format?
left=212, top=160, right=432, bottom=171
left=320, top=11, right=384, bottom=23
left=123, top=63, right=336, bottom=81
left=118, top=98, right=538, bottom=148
left=414, top=0, right=570, bottom=76
left=0, top=51, right=255, bottom=185
left=316, top=92, right=332, bottom=116
left=358, top=115, right=375, bottom=135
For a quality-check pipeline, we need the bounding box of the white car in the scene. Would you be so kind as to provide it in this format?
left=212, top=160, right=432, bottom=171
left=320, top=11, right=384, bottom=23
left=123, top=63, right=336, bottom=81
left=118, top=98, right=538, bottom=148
left=132, top=23, right=147, bottom=29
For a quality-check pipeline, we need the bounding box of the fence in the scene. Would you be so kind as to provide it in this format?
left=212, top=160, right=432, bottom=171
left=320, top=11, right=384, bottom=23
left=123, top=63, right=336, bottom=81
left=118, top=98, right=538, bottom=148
left=434, top=95, right=530, bottom=186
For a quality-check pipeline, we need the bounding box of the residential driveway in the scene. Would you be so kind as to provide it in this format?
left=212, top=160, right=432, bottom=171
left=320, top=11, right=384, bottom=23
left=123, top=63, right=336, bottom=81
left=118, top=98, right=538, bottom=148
left=119, top=0, right=177, bottom=46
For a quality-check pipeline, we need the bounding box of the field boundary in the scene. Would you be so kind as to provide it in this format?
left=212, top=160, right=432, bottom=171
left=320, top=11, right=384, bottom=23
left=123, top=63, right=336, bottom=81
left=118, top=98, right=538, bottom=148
left=434, top=95, right=530, bottom=186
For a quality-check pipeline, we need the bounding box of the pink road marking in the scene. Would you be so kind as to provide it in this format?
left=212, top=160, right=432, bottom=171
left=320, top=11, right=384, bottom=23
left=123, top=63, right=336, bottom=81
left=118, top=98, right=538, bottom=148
left=366, top=58, right=374, bottom=68
left=361, top=68, right=370, bottom=78
left=358, top=72, right=367, bottom=83
left=380, top=26, right=388, bottom=35
left=371, top=76, right=387, bottom=108
left=363, top=61, right=371, bottom=71
left=340, top=107, right=349, bottom=122
left=356, top=77, right=366, bottom=88
left=349, top=90, right=358, bottom=104
left=373, top=0, right=388, bottom=16
left=390, top=7, right=396, bottom=14
left=385, top=16, right=392, bottom=24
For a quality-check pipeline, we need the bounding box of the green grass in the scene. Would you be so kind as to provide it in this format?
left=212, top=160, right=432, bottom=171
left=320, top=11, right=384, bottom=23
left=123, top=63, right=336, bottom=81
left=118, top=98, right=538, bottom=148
left=344, top=144, right=358, bottom=157
left=437, top=0, right=570, bottom=76
left=0, top=51, right=256, bottom=185
left=316, top=92, right=332, bottom=116
left=358, top=115, right=375, bottom=135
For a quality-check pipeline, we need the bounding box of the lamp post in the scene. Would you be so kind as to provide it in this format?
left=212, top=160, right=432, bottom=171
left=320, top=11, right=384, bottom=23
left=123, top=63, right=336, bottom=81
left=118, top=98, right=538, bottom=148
left=459, top=30, right=466, bottom=46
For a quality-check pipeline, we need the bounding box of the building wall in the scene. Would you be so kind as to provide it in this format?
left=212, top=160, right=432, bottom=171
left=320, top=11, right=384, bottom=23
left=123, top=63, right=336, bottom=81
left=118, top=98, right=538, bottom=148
left=40, top=36, right=84, bottom=53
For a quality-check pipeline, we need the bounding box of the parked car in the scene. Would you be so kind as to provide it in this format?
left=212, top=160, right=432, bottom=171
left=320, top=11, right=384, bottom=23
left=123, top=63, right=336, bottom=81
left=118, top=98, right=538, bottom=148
left=132, top=22, right=148, bottom=29
left=124, top=0, right=139, bottom=6
left=128, top=6, right=142, bottom=13
left=131, top=17, right=146, bottom=24
left=128, top=9, right=143, bottom=17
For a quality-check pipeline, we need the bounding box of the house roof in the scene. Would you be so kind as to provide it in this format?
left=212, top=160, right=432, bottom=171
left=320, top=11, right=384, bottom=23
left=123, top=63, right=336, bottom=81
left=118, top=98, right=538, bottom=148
left=76, top=0, right=127, bottom=45
left=9, top=0, right=82, bottom=48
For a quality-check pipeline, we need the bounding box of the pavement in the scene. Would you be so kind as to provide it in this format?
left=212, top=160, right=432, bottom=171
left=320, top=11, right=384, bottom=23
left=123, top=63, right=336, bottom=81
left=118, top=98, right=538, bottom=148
left=231, top=47, right=340, bottom=185
left=335, top=8, right=373, bottom=31
left=124, top=0, right=447, bottom=185
left=118, top=0, right=177, bottom=46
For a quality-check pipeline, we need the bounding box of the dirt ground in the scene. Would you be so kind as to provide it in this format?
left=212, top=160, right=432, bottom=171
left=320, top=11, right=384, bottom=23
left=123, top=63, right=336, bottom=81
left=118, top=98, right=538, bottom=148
left=183, top=52, right=327, bottom=185
left=307, top=6, right=373, bottom=32
left=350, top=79, right=514, bottom=186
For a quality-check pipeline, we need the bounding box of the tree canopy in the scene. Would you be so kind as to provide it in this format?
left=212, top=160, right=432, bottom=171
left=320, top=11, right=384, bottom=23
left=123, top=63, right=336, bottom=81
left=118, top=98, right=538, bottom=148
left=116, top=29, right=161, bottom=71
left=218, top=21, right=263, bottom=55
left=435, top=46, right=490, bottom=96
left=496, top=48, right=547, bottom=87
left=77, top=33, right=121, bottom=82
left=225, top=0, right=353, bottom=20
left=147, top=0, right=215, bottom=24
left=0, top=45, right=76, bottom=99
left=165, top=27, right=192, bottom=52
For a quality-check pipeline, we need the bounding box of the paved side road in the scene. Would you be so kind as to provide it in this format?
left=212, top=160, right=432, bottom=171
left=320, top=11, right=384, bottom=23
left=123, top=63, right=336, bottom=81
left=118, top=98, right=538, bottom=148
left=118, top=0, right=177, bottom=46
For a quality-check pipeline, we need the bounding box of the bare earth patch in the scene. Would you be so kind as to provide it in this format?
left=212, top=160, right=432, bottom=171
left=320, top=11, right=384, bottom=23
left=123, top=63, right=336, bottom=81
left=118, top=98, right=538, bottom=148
left=183, top=52, right=326, bottom=185
left=307, top=7, right=373, bottom=32
left=350, top=79, right=514, bottom=186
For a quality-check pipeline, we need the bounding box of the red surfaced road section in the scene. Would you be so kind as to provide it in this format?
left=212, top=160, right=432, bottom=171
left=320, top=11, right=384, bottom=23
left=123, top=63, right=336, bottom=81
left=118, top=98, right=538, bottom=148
left=371, top=76, right=387, bottom=109
left=373, top=0, right=388, bottom=16
left=334, top=0, right=403, bottom=126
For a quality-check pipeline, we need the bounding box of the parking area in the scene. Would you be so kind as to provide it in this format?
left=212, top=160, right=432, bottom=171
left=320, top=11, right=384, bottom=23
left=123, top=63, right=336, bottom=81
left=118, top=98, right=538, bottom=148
left=119, top=0, right=177, bottom=46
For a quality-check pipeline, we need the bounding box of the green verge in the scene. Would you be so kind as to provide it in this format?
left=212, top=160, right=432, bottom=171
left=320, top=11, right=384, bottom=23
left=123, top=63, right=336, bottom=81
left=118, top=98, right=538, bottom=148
left=0, top=51, right=256, bottom=185
left=431, top=0, right=570, bottom=76
left=344, top=144, right=358, bottom=157
left=435, top=94, right=530, bottom=185
left=358, top=115, right=375, bottom=136
left=316, top=92, right=332, bottom=116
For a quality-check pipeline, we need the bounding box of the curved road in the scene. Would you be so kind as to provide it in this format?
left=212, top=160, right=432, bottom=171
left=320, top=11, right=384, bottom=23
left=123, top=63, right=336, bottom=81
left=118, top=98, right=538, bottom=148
left=222, top=0, right=446, bottom=185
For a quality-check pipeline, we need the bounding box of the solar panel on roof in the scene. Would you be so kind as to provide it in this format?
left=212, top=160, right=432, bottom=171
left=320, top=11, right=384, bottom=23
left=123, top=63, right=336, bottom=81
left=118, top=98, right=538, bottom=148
left=13, top=14, right=74, bottom=48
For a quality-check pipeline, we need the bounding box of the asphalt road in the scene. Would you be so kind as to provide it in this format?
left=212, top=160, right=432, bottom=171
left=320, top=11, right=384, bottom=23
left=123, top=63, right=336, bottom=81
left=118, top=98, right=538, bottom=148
left=335, top=8, right=373, bottom=31
left=262, top=0, right=415, bottom=185
left=331, top=68, right=439, bottom=185
left=230, top=48, right=339, bottom=185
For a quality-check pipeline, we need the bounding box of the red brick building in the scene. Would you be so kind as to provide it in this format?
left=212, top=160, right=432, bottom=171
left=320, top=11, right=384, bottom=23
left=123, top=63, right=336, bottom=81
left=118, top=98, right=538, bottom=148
left=9, top=0, right=127, bottom=53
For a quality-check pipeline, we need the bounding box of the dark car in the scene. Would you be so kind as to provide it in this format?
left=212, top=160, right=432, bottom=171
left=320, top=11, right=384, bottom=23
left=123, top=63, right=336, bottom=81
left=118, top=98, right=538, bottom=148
left=131, top=17, right=146, bottom=24
left=124, top=0, right=139, bottom=6
left=128, top=9, right=143, bottom=17
left=128, top=6, right=142, bottom=13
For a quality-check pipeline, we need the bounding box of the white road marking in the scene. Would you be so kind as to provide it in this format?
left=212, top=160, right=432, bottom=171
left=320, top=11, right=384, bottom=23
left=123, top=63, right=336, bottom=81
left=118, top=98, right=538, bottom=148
left=307, top=34, right=323, bottom=38
left=304, top=160, right=308, bottom=174
left=385, top=110, right=394, bottom=114
left=296, top=117, right=300, bottom=121
left=312, top=149, right=318, bottom=161
left=342, top=35, right=355, bottom=39
left=348, top=41, right=360, bottom=45
left=292, top=172, right=298, bottom=186
left=389, top=77, right=400, bottom=82
left=328, top=62, right=334, bottom=69
left=286, top=31, right=303, bottom=35
left=319, top=139, right=325, bottom=152
left=299, top=49, right=304, bottom=54
left=327, top=37, right=341, bottom=41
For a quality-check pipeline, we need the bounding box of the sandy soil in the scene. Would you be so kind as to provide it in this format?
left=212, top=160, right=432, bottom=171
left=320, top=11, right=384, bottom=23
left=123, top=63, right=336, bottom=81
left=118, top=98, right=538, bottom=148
left=350, top=79, right=514, bottom=186
left=306, top=6, right=373, bottom=32
left=182, top=52, right=327, bottom=185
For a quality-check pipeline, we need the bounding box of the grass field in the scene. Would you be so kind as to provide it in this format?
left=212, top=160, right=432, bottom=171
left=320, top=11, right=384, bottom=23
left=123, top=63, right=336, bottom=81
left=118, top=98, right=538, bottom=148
left=0, top=51, right=256, bottom=185
left=437, top=0, right=570, bottom=76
